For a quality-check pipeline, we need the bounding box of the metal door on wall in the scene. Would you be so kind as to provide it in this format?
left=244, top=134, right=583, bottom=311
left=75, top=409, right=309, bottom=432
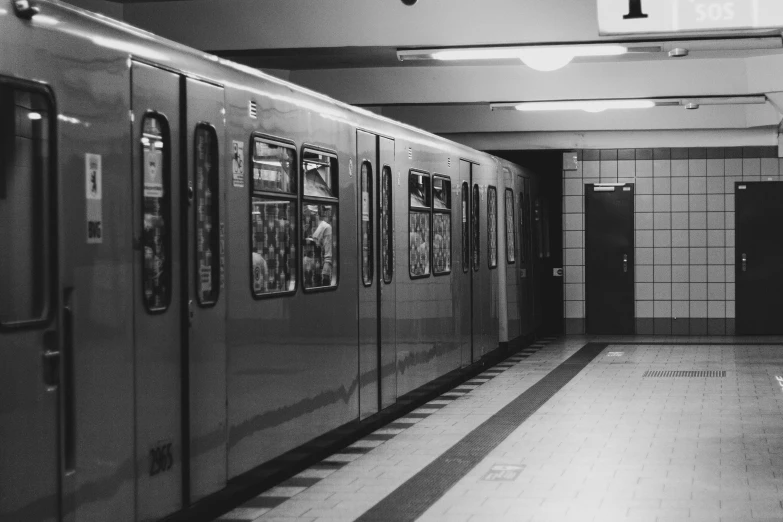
left=736, top=182, right=783, bottom=334
left=585, top=183, right=635, bottom=334
left=0, top=79, right=60, bottom=522
left=131, top=61, right=184, bottom=521
left=357, top=130, right=396, bottom=419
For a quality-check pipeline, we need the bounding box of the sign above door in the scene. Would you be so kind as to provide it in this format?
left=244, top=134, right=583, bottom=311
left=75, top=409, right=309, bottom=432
left=597, top=0, right=783, bottom=36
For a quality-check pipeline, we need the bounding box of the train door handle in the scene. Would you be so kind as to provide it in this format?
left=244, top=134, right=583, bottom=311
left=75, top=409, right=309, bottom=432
left=623, top=254, right=628, bottom=273
left=742, top=253, right=747, bottom=272
left=42, top=330, right=60, bottom=392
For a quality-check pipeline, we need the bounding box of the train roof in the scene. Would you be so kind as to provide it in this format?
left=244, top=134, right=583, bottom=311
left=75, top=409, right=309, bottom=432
left=25, top=0, right=496, bottom=162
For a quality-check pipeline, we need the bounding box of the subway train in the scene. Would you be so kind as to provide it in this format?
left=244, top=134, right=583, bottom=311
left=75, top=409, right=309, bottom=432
left=0, top=2, right=546, bottom=521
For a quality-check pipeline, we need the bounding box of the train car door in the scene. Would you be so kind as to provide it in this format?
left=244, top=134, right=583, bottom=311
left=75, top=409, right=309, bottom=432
left=357, top=131, right=396, bottom=418
left=183, top=78, right=227, bottom=501
left=131, top=61, right=184, bottom=520
left=517, top=175, right=533, bottom=336
left=585, top=183, right=635, bottom=334
left=0, top=80, right=60, bottom=522
left=736, top=182, right=783, bottom=334
left=457, top=160, right=473, bottom=364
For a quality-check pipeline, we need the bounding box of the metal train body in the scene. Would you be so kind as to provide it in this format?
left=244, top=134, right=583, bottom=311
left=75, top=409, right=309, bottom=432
left=0, top=2, right=542, bottom=521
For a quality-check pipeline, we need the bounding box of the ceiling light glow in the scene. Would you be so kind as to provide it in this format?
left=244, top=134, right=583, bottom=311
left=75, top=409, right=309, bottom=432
left=515, top=100, right=655, bottom=112
left=431, top=44, right=627, bottom=71
left=519, top=48, right=574, bottom=71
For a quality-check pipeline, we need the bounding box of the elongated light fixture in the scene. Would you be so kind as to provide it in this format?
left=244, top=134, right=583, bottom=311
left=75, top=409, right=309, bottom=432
left=430, top=44, right=627, bottom=71
left=513, top=100, right=655, bottom=113
left=492, top=95, right=767, bottom=113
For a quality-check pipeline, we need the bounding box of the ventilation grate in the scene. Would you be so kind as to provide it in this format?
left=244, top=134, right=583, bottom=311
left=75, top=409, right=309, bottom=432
left=248, top=100, right=258, bottom=119
left=408, top=147, right=412, bottom=159
left=643, top=370, right=725, bottom=378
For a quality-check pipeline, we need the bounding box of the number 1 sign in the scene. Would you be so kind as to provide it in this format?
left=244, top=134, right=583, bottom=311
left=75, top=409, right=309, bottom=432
left=597, top=0, right=783, bottom=35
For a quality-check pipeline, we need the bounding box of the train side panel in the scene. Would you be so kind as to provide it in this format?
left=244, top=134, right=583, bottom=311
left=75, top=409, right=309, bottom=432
left=0, top=8, right=137, bottom=522
left=223, top=82, right=359, bottom=478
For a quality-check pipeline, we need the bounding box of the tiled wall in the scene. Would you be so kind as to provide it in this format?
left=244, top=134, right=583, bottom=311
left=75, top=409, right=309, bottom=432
left=563, top=147, right=782, bottom=336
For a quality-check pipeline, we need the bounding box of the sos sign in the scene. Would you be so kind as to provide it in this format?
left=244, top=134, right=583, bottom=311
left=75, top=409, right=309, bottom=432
left=597, top=0, right=783, bottom=35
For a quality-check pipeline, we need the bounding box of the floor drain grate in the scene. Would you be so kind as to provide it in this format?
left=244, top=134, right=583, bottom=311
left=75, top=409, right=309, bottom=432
left=643, top=370, right=726, bottom=378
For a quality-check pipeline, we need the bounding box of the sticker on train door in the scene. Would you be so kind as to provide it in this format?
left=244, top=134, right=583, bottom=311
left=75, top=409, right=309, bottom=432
left=85, top=153, right=103, bottom=244
left=143, top=148, right=163, bottom=198
left=232, top=140, right=245, bottom=188
left=362, top=190, right=370, bottom=222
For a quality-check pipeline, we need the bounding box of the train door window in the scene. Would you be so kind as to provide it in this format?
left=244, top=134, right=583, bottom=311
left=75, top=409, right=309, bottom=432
left=542, top=198, right=551, bottom=258
left=505, top=188, right=515, bottom=264
left=461, top=182, right=469, bottom=273
left=194, top=124, right=220, bottom=306
left=519, top=192, right=528, bottom=264
left=432, top=175, right=451, bottom=275
left=409, top=170, right=431, bottom=278
left=381, top=166, right=393, bottom=284
left=361, top=161, right=373, bottom=286
left=487, top=186, right=498, bottom=269
left=0, top=85, right=53, bottom=325
left=302, top=149, right=338, bottom=290
left=534, top=198, right=543, bottom=259
left=141, top=114, right=172, bottom=312
left=471, top=184, right=480, bottom=271
left=250, top=136, right=297, bottom=297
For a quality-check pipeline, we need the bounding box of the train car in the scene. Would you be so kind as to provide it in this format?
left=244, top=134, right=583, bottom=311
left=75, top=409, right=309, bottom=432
left=0, top=2, right=542, bottom=521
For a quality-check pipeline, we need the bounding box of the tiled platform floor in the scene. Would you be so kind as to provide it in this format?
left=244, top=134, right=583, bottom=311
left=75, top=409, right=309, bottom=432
left=215, top=336, right=783, bottom=521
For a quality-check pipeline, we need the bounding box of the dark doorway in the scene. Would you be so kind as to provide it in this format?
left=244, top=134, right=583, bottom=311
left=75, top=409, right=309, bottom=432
left=585, top=183, right=635, bottom=334
left=488, top=150, right=563, bottom=336
left=735, top=181, right=783, bottom=334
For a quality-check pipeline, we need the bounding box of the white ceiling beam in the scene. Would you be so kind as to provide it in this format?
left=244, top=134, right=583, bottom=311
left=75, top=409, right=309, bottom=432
left=288, top=59, right=749, bottom=106
left=123, top=0, right=602, bottom=51
left=374, top=104, right=777, bottom=134
left=444, top=128, right=779, bottom=151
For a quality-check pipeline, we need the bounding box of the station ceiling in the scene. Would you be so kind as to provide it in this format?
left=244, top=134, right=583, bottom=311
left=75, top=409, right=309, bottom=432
left=93, top=0, right=783, bottom=149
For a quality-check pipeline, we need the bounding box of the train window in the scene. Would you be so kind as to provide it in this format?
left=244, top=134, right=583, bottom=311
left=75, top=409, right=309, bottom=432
left=194, top=124, right=220, bottom=306
left=141, top=114, right=172, bottom=313
left=409, top=170, right=431, bottom=278
left=505, top=189, right=515, bottom=264
left=461, top=182, right=468, bottom=273
left=381, top=166, right=393, bottom=284
left=432, top=176, right=451, bottom=275
left=250, top=135, right=297, bottom=297
left=487, top=186, right=498, bottom=269
left=534, top=198, right=543, bottom=259
left=302, top=149, right=338, bottom=290
left=0, top=85, right=53, bottom=326
left=253, top=139, right=295, bottom=194
left=361, top=161, right=373, bottom=286
left=471, top=184, right=480, bottom=271
left=520, top=190, right=530, bottom=265
left=542, top=198, right=551, bottom=258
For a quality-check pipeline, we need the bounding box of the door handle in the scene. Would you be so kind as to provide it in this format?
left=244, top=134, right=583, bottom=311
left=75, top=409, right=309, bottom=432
left=623, top=254, right=628, bottom=273
left=742, top=253, right=747, bottom=272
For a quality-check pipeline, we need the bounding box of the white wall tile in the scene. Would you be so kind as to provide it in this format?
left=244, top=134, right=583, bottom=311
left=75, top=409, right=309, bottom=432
left=636, top=300, right=653, bottom=318
left=707, top=158, right=724, bottom=177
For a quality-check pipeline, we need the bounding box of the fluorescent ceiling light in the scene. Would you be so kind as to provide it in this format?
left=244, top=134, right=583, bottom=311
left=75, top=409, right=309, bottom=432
left=28, top=112, right=42, bottom=120
left=514, top=100, right=655, bottom=112
left=430, top=44, right=627, bottom=71
left=491, top=95, right=767, bottom=113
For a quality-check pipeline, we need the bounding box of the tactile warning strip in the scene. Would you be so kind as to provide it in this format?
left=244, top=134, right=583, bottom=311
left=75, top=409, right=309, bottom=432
left=642, top=370, right=726, bottom=378
left=214, top=339, right=554, bottom=521
left=354, top=342, right=607, bottom=522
